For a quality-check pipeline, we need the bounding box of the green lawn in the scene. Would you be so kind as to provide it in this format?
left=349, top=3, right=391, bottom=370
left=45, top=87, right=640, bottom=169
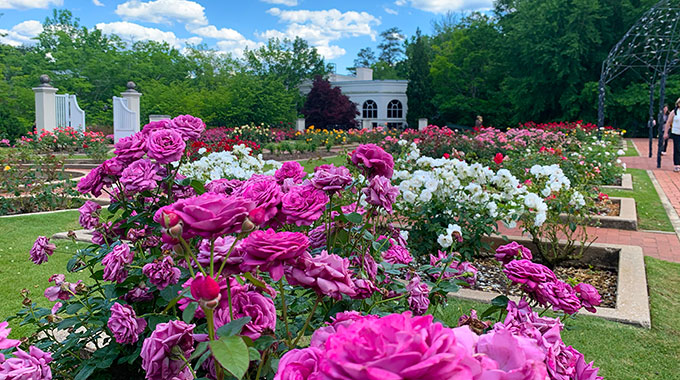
left=438, top=256, right=680, bottom=380
left=298, top=155, right=348, bottom=173
left=604, top=168, right=674, bottom=232
left=622, top=139, right=640, bottom=156
left=0, top=211, right=88, bottom=337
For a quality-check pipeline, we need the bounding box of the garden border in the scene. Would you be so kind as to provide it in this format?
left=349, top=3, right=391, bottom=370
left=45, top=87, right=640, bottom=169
left=559, top=196, right=637, bottom=230
left=601, top=173, right=633, bottom=191
left=448, top=235, right=651, bottom=328
left=0, top=198, right=109, bottom=219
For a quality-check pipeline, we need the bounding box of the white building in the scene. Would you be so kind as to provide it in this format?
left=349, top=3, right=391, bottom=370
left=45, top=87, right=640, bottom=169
left=300, top=68, right=409, bottom=129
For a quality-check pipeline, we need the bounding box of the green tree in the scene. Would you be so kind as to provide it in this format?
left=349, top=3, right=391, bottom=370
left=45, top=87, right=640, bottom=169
left=378, top=27, right=405, bottom=66
left=406, top=29, right=434, bottom=127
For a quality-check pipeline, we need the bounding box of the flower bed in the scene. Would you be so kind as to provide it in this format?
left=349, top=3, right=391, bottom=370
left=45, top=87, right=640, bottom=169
left=0, top=116, right=606, bottom=379
left=17, top=127, right=112, bottom=160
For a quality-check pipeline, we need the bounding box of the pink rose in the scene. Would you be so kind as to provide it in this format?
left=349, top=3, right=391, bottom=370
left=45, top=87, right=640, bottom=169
left=242, top=229, right=309, bottom=281
left=311, top=164, right=353, bottom=193
left=281, top=184, right=329, bottom=226
left=575, top=283, right=601, bottom=313
left=495, top=241, right=533, bottom=265
left=286, top=251, right=357, bottom=300
left=140, top=320, right=195, bottom=380
left=170, top=115, right=205, bottom=141
left=171, top=193, right=254, bottom=239
left=120, top=159, right=164, bottom=193
left=114, top=132, right=147, bottom=164
left=503, top=259, right=557, bottom=291
left=351, top=143, right=394, bottom=179
left=275, top=161, right=306, bottom=184
left=213, top=289, right=276, bottom=340
left=274, top=347, right=323, bottom=380
left=146, top=129, right=186, bottom=164
left=362, top=175, right=399, bottom=213
left=241, top=180, right=283, bottom=224
left=107, top=303, right=147, bottom=344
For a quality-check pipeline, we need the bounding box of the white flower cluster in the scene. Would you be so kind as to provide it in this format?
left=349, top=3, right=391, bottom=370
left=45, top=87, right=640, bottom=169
left=179, top=144, right=282, bottom=183
left=437, top=224, right=461, bottom=249
left=393, top=142, right=549, bottom=229
left=529, top=164, right=571, bottom=197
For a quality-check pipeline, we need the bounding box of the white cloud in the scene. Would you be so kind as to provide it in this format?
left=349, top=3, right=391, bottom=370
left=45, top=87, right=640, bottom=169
left=261, top=7, right=380, bottom=59
left=216, top=38, right=263, bottom=58
left=0, top=20, right=43, bottom=46
left=92, top=0, right=104, bottom=6
left=95, top=21, right=200, bottom=48
left=191, top=25, right=243, bottom=41
left=395, top=0, right=493, bottom=13
left=384, top=7, right=398, bottom=15
left=0, top=0, right=61, bottom=9
left=115, top=0, right=208, bottom=26
left=260, top=0, right=298, bottom=5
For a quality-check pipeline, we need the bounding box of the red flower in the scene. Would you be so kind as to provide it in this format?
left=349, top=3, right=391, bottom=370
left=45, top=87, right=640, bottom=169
left=494, top=153, right=504, bottom=165
left=443, top=153, right=450, bottom=159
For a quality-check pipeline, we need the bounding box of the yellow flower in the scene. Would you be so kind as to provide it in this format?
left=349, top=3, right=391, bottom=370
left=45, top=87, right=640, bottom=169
left=3, top=165, right=10, bottom=171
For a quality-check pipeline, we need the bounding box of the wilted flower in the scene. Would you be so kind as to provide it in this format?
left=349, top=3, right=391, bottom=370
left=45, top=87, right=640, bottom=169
left=78, top=200, right=101, bottom=230
left=102, top=243, right=134, bottom=283
left=142, top=256, right=181, bottom=290
left=108, top=303, right=147, bottom=345
left=286, top=251, right=357, bottom=300
left=30, top=236, right=56, bottom=265
left=362, top=175, right=399, bottom=213
left=140, top=320, right=195, bottom=380
left=44, top=274, right=82, bottom=301
left=406, top=276, right=430, bottom=315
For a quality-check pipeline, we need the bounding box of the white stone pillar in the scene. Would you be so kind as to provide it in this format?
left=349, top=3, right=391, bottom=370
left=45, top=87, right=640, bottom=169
left=296, top=118, right=305, bottom=132
left=362, top=119, right=373, bottom=130
left=121, top=81, right=142, bottom=133
left=32, top=75, right=58, bottom=133
left=418, top=118, right=428, bottom=131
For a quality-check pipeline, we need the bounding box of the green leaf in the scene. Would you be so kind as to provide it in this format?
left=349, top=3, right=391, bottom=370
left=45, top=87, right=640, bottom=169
left=248, top=347, right=261, bottom=361
left=216, top=317, right=251, bottom=338
left=65, top=303, right=84, bottom=314
left=182, top=302, right=198, bottom=323
left=74, top=364, right=96, bottom=380
left=190, top=179, right=206, bottom=195
left=480, top=305, right=502, bottom=319
left=345, top=212, right=363, bottom=224
left=243, top=272, right=266, bottom=289
left=491, top=295, right=510, bottom=308
left=210, top=336, right=250, bottom=380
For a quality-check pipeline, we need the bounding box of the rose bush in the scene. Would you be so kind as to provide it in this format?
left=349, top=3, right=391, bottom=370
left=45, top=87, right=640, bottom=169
left=3, top=115, right=602, bottom=380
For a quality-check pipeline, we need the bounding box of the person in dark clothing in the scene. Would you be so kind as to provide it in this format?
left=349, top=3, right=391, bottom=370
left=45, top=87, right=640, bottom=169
left=663, top=99, right=680, bottom=171
left=660, top=104, right=670, bottom=155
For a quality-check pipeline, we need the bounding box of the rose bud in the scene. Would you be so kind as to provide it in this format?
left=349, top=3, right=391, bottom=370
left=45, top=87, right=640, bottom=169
left=190, top=274, right=221, bottom=301
left=161, top=211, right=181, bottom=228
left=167, top=222, right=184, bottom=239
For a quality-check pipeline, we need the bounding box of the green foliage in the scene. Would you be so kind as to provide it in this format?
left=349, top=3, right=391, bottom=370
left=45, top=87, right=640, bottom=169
left=406, top=29, right=435, bottom=127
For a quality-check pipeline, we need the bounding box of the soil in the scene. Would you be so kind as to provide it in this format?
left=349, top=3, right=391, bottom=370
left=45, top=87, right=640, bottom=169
left=470, top=257, right=617, bottom=308
left=595, top=199, right=620, bottom=217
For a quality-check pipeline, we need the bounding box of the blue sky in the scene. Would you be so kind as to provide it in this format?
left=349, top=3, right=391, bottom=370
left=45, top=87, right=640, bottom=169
left=0, top=0, right=493, bottom=74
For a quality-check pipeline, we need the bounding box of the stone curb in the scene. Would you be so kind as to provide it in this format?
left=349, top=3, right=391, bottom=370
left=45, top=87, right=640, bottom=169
left=52, top=229, right=94, bottom=243
left=448, top=235, right=651, bottom=328
left=559, top=196, right=637, bottom=230
left=646, top=170, right=680, bottom=240
left=601, top=173, right=633, bottom=191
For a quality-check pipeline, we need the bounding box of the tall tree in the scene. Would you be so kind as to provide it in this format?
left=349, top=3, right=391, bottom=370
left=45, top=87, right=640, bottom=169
left=378, top=27, right=405, bottom=66
left=406, top=29, right=434, bottom=127
left=354, top=47, right=377, bottom=68
left=301, top=76, right=358, bottom=130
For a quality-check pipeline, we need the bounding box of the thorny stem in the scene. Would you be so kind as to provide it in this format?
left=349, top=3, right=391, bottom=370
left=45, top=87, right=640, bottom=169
left=294, top=296, right=322, bottom=347
left=278, top=280, right=293, bottom=347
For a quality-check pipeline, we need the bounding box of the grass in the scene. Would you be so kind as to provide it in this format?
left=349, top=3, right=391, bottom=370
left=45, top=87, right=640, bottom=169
left=0, top=211, right=88, bottom=337
left=297, top=155, right=349, bottom=173
left=438, top=256, right=680, bottom=380
left=604, top=168, right=674, bottom=232
left=622, top=139, right=640, bottom=156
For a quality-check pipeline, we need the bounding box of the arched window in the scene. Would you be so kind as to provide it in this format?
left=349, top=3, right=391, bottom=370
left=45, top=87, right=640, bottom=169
left=387, top=99, right=403, bottom=119
left=362, top=100, right=377, bottom=119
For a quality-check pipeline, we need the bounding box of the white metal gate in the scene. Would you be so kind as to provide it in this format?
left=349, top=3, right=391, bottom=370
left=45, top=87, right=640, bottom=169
left=55, top=94, right=86, bottom=131
left=113, top=96, right=138, bottom=142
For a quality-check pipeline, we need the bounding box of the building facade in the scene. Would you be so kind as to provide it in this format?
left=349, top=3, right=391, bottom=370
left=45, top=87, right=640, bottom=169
left=300, top=68, right=409, bottom=129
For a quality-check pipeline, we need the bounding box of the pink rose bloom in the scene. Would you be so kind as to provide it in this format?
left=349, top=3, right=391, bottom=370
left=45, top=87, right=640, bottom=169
left=242, top=229, right=309, bottom=281
left=351, top=143, right=394, bottom=179
left=286, top=251, right=357, bottom=300
left=146, top=129, right=186, bottom=164
left=121, top=284, right=154, bottom=303
left=313, top=312, right=477, bottom=379
left=536, top=281, right=582, bottom=315
left=142, top=256, right=181, bottom=290
left=351, top=278, right=377, bottom=300
left=0, top=321, right=20, bottom=350
left=575, top=283, right=601, bottom=313
left=120, top=159, right=164, bottom=193
left=308, top=224, right=329, bottom=250
left=213, top=290, right=276, bottom=340
left=170, top=115, right=205, bottom=141
left=198, top=236, right=244, bottom=275
left=241, top=180, right=283, bottom=224
left=475, top=328, right=548, bottom=379
left=205, top=178, right=243, bottom=195
left=140, top=320, right=195, bottom=380
left=114, top=132, right=147, bottom=164
left=281, top=184, right=329, bottom=226
left=362, top=175, right=399, bottom=213
left=171, top=193, right=254, bottom=239
left=503, top=259, right=557, bottom=291
left=102, top=243, right=134, bottom=283
left=275, top=161, right=306, bottom=184
left=0, top=346, right=52, bottom=380
left=30, top=236, right=56, bottom=265
left=108, top=303, right=147, bottom=344
left=406, top=275, right=430, bottom=315
left=573, top=350, right=603, bottom=380
left=352, top=253, right=377, bottom=280
left=76, top=166, right=105, bottom=197
left=382, top=243, right=413, bottom=264
left=44, top=274, right=81, bottom=301
left=141, top=119, right=172, bottom=137
left=311, top=164, right=353, bottom=193
left=274, top=347, right=323, bottom=380
left=101, top=157, right=125, bottom=177
left=78, top=200, right=101, bottom=229
left=495, top=241, right=533, bottom=265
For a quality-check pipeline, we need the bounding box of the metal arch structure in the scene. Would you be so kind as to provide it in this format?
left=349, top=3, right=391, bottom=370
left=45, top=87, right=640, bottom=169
left=597, top=0, right=680, bottom=167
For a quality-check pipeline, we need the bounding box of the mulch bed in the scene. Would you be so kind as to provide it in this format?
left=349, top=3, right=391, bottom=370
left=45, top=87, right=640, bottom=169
left=470, top=258, right=617, bottom=308
left=595, top=199, right=620, bottom=217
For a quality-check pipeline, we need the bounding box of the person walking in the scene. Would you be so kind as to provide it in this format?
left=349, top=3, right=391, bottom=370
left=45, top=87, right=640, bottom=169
left=663, top=98, right=680, bottom=172
left=660, top=104, right=670, bottom=155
